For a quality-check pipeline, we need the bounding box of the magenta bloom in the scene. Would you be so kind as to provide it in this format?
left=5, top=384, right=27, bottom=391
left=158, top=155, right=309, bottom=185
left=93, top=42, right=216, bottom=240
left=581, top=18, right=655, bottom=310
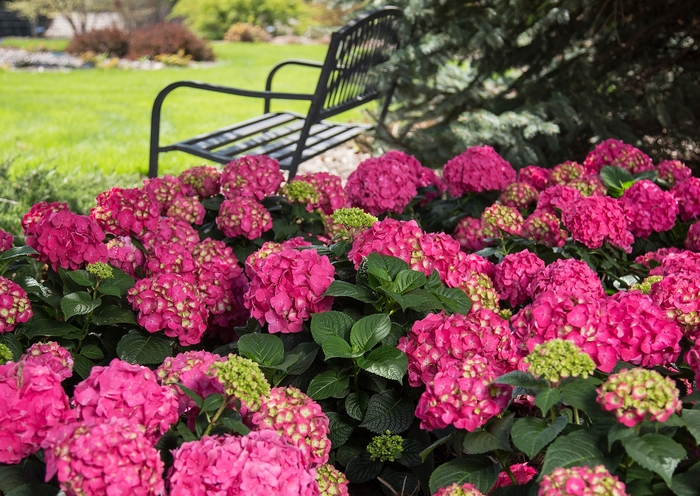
left=145, top=242, right=197, bottom=279
left=620, top=180, right=678, bottom=238
left=128, top=273, right=209, bottom=345
left=138, top=216, right=200, bottom=253
left=217, top=196, right=273, bottom=239
left=385, top=150, right=446, bottom=199
left=294, top=172, right=350, bottom=214
left=523, top=210, right=567, bottom=248
left=550, top=161, right=585, bottom=185
left=657, top=159, right=692, bottom=186
left=0, top=228, right=13, bottom=251
left=21, top=201, right=70, bottom=237
left=481, top=203, right=524, bottom=237
left=583, top=138, right=654, bottom=174
left=245, top=248, right=335, bottom=333
left=142, top=174, right=188, bottom=214
left=167, top=196, right=206, bottom=225
left=568, top=174, right=607, bottom=197
left=0, top=362, right=70, bottom=463
left=433, top=483, right=485, bottom=496
left=43, top=417, right=164, bottom=496
left=493, top=463, right=537, bottom=490
left=648, top=250, right=700, bottom=277
left=518, top=165, right=551, bottom=191
left=345, top=154, right=418, bottom=215
left=672, top=177, right=700, bottom=222
left=686, top=222, right=700, bottom=251
left=91, top=187, right=160, bottom=238
left=634, top=247, right=682, bottom=268
left=562, top=196, right=634, bottom=252
left=499, top=182, right=539, bottom=211
left=649, top=273, right=700, bottom=339
left=106, top=236, right=145, bottom=278
left=221, top=155, right=284, bottom=201
left=179, top=164, right=221, bottom=198
left=539, top=466, right=627, bottom=496
left=0, top=276, right=32, bottom=334
left=21, top=341, right=73, bottom=380
left=452, top=217, right=485, bottom=252
left=348, top=218, right=425, bottom=270
left=685, top=342, right=700, bottom=386
left=535, top=185, right=582, bottom=216
left=443, top=146, right=516, bottom=196
left=72, top=358, right=178, bottom=442
left=494, top=251, right=545, bottom=306
left=26, top=210, right=108, bottom=271
left=530, top=258, right=604, bottom=299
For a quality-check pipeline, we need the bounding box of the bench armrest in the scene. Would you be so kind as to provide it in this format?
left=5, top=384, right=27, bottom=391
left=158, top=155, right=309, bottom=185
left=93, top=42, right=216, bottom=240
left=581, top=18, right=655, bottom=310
left=264, top=60, right=324, bottom=112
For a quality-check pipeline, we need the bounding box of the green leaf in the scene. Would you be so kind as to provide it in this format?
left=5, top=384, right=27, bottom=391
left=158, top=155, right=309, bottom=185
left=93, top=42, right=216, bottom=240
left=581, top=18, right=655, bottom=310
left=322, top=336, right=362, bottom=359
left=487, top=413, right=515, bottom=451
left=608, top=423, right=636, bottom=451
left=18, top=276, right=60, bottom=308
left=401, top=289, right=445, bottom=312
left=350, top=314, right=392, bottom=353
left=511, top=416, right=567, bottom=459
left=175, top=383, right=204, bottom=409
left=79, top=344, right=104, bottom=360
left=98, top=267, right=135, bottom=296
left=61, top=292, right=101, bottom=319
left=346, top=391, right=370, bottom=421
left=0, top=246, right=37, bottom=260
left=0, top=456, right=46, bottom=492
left=431, top=286, right=472, bottom=315
left=463, top=430, right=509, bottom=454
left=621, top=433, right=685, bottom=487
left=535, top=388, right=561, bottom=417
left=395, top=269, right=427, bottom=293
left=345, top=452, right=384, bottom=484
left=323, top=280, right=377, bottom=303
left=310, top=311, right=355, bottom=344
left=5, top=483, right=61, bottom=496
left=72, top=353, right=95, bottom=379
left=91, top=305, right=137, bottom=326
left=306, top=370, right=350, bottom=400
left=358, top=346, right=408, bottom=383
left=359, top=390, right=414, bottom=434
left=600, top=166, right=634, bottom=197
left=540, top=430, right=610, bottom=477
left=495, top=371, right=545, bottom=388
left=116, top=330, right=173, bottom=365
left=326, top=411, right=356, bottom=447
left=237, top=333, right=285, bottom=367
left=396, top=438, right=424, bottom=467
left=559, top=376, right=605, bottom=416
left=671, top=462, right=700, bottom=496
left=19, top=314, right=83, bottom=339
left=67, top=270, right=97, bottom=287
left=367, top=253, right=410, bottom=279
left=201, top=393, right=225, bottom=413
left=284, top=343, right=319, bottom=375
left=429, top=455, right=500, bottom=495
left=0, top=333, right=22, bottom=361
left=176, top=423, right=197, bottom=442
left=681, top=409, right=700, bottom=445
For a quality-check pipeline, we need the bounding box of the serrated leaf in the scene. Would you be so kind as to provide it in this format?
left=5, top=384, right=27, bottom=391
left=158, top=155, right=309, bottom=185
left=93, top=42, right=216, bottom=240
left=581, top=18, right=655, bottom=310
left=98, top=267, right=135, bottom=296
left=431, top=286, right=472, bottom=315
left=350, top=313, right=392, bottom=353
left=671, top=462, right=700, bottom=496
left=0, top=246, right=37, bottom=260
left=19, top=314, right=83, bottom=340
left=323, top=280, right=377, bottom=303
left=61, top=292, right=101, bottom=319
left=0, top=457, right=46, bottom=492
left=72, top=353, right=95, bottom=379
left=285, top=343, right=319, bottom=375
left=79, top=344, right=104, bottom=360
left=91, top=305, right=137, bottom=326
left=116, top=331, right=173, bottom=365
left=358, top=346, right=408, bottom=383
left=346, top=391, right=370, bottom=421
left=237, top=333, right=285, bottom=366
left=487, top=413, right=514, bottom=451
left=429, top=455, right=500, bottom=495
left=559, top=376, right=605, bottom=416
left=345, top=452, right=384, bottom=483
left=5, top=483, right=60, bottom=496
left=511, top=416, right=567, bottom=459
left=401, top=289, right=445, bottom=312
left=176, top=423, right=197, bottom=442
left=535, top=388, right=561, bottom=416
left=322, top=335, right=362, bottom=359
left=306, top=370, right=350, bottom=400
left=201, top=394, right=225, bottom=413
left=681, top=409, right=700, bottom=445
left=67, top=270, right=97, bottom=287
left=397, top=438, right=424, bottom=467
left=622, top=434, right=685, bottom=487
left=175, top=383, right=204, bottom=409
left=495, top=371, right=545, bottom=388
left=310, top=311, right=355, bottom=345
left=540, top=430, right=610, bottom=477
left=326, top=411, right=356, bottom=447
left=463, top=430, right=509, bottom=454
left=600, top=166, right=634, bottom=197
left=395, top=270, right=427, bottom=293
left=608, top=423, right=636, bottom=451
left=18, top=276, right=60, bottom=307
left=359, top=390, right=414, bottom=434
left=367, top=253, right=410, bottom=279
left=0, top=333, right=22, bottom=361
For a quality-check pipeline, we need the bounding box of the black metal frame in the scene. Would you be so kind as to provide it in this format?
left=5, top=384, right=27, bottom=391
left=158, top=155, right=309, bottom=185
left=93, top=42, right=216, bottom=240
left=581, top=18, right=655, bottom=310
left=148, top=6, right=401, bottom=179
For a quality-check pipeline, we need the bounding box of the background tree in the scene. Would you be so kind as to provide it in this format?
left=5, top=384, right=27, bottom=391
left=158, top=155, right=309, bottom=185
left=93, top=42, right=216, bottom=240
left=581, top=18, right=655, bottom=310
left=379, top=0, right=700, bottom=170
left=6, top=0, right=111, bottom=34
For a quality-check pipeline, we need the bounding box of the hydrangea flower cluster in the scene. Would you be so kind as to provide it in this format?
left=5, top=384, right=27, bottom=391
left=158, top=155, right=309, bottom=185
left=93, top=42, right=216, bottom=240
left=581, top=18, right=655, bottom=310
left=671, top=177, right=700, bottom=222
left=86, top=261, right=113, bottom=279
left=449, top=270, right=500, bottom=312
left=0, top=343, right=11, bottom=364
left=535, top=185, right=582, bottom=215
left=686, top=222, right=700, bottom=251
left=245, top=248, right=335, bottom=333
left=538, top=465, right=627, bottom=496
left=452, top=217, right=485, bottom=252
left=530, top=258, right=604, bottom=298
left=20, top=341, right=73, bottom=380
left=685, top=342, right=700, bottom=386
left=561, top=196, right=633, bottom=252
left=127, top=273, right=208, bottom=345
left=220, top=155, right=284, bottom=201
left=145, top=242, right=197, bottom=278
left=212, top=354, right=270, bottom=414
left=179, top=164, right=221, bottom=198
left=172, top=431, right=321, bottom=496
left=634, top=247, right=681, bottom=268
left=106, top=236, right=145, bottom=278
left=550, top=161, right=585, bottom=185
left=518, top=165, right=551, bottom=191
left=649, top=250, right=700, bottom=277
left=432, top=483, right=485, bottom=496
left=90, top=187, right=160, bottom=237
left=657, top=159, right=692, bottom=186
left=367, top=431, right=403, bottom=462
left=21, top=201, right=70, bottom=237
left=568, top=174, right=606, bottom=197
left=72, top=358, right=179, bottom=441
left=583, top=138, right=654, bottom=174
left=345, top=154, right=419, bottom=215
left=524, top=339, right=595, bottom=384
left=620, top=180, right=678, bottom=238
left=629, top=275, right=663, bottom=294
left=294, top=172, right=349, bottom=215
left=142, top=174, right=187, bottom=213
left=217, top=196, right=273, bottom=239
left=43, top=417, right=164, bottom=496
left=481, top=204, right=524, bottom=237
left=386, top=150, right=446, bottom=194
left=492, top=463, right=537, bottom=490
left=348, top=218, right=424, bottom=270
left=244, top=238, right=312, bottom=278
left=166, top=196, right=206, bottom=225
left=443, top=145, right=516, bottom=196
left=0, top=361, right=70, bottom=463
left=499, top=182, right=539, bottom=210
left=140, top=217, right=201, bottom=253
left=282, top=180, right=320, bottom=208
left=26, top=210, right=108, bottom=270
left=416, top=355, right=512, bottom=432
left=522, top=211, right=567, bottom=248
left=494, top=251, right=545, bottom=306
left=597, top=367, right=681, bottom=427
left=648, top=273, right=700, bottom=338
left=0, top=277, right=32, bottom=333
left=316, top=464, right=349, bottom=496
left=0, top=228, right=12, bottom=251
left=252, top=386, right=331, bottom=468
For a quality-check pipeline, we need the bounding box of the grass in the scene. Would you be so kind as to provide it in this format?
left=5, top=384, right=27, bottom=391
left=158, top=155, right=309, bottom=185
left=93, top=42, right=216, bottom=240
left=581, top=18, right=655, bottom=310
left=0, top=41, right=370, bottom=177
left=0, top=37, right=69, bottom=51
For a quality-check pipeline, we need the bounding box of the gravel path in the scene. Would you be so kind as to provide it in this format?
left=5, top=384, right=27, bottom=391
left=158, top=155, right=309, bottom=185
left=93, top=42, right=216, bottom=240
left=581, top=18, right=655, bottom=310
left=295, top=140, right=372, bottom=183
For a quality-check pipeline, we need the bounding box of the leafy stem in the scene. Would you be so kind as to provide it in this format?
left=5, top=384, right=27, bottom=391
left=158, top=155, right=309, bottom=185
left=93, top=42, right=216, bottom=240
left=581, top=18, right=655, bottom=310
left=202, top=399, right=229, bottom=437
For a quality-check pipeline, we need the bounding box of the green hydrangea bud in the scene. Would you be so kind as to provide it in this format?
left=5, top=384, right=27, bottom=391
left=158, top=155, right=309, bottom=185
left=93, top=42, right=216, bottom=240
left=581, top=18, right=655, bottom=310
left=331, top=208, right=378, bottom=230
left=0, top=343, right=13, bottom=365
left=630, top=275, right=663, bottom=294
left=524, top=338, right=595, bottom=384
left=86, top=262, right=114, bottom=280
left=281, top=181, right=319, bottom=205
left=211, top=354, right=270, bottom=413
left=498, top=308, right=513, bottom=320
left=366, top=431, right=404, bottom=462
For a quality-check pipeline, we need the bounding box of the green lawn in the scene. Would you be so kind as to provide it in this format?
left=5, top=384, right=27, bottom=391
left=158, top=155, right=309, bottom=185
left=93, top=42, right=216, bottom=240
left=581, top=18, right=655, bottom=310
left=0, top=41, right=370, bottom=177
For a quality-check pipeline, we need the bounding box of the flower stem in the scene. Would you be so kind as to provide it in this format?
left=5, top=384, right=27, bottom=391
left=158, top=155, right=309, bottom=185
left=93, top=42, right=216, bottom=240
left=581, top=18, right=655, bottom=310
left=202, top=400, right=228, bottom=437
left=573, top=407, right=580, bottom=425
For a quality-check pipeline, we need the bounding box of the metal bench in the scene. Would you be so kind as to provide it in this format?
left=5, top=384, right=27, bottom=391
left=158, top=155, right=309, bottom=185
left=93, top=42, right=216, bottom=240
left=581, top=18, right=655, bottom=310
left=148, top=6, right=402, bottom=179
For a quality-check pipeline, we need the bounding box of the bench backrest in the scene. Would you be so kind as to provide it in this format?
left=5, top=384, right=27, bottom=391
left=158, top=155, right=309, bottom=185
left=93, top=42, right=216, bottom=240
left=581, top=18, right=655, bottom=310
left=311, top=7, right=402, bottom=122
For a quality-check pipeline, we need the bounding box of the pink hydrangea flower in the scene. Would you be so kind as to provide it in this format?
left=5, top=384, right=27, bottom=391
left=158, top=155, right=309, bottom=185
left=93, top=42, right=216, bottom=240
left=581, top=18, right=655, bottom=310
left=317, top=464, right=349, bottom=496
left=385, top=150, right=446, bottom=199
left=583, top=138, right=654, bottom=174
left=447, top=269, right=501, bottom=313
left=169, top=431, right=320, bottom=496
left=539, top=465, right=627, bottom=496
left=20, top=341, right=73, bottom=380
left=0, top=228, right=13, bottom=251
left=106, top=236, right=145, bottom=278
left=535, top=185, right=582, bottom=216
left=523, top=210, right=567, bottom=248
left=42, top=417, right=164, bottom=496
left=443, top=146, right=516, bottom=196
left=567, top=174, right=606, bottom=197
left=561, top=196, right=634, bottom=252
left=348, top=218, right=425, bottom=271
left=145, top=242, right=197, bottom=278
left=434, top=483, right=485, bottom=496
left=252, top=386, right=331, bottom=468
left=0, top=277, right=32, bottom=333
left=634, top=247, right=682, bottom=268
left=672, top=177, right=700, bottom=222
left=530, top=258, right=605, bottom=299
left=21, top=201, right=70, bottom=237
left=221, top=155, right=284, bottom=201
left=493, top=463, right=537, bottom=490
left=648, top=250, right=700, bottom=277
left=499, top=182, right=539, bottom=210
left=166, top=196, right=206, bottom=225
left=687, top=222, right=700, bottom=251
left=657, top=159, right=692, bottom=186
left=91, top=187, right=161, bottom=237
left=207, top=272, right=250, bottom=333
left=0, top=362, right=70, bottom=463
left=518, top=165, right=551, bottom=191
left=128, top=273, right=209, bottom=345
left=345, top=154, right=419, bottom=215
left=452, top=217, right=486, bottom=252
left=138, top=216, right=200, bottom=253
left=142, top=174, right=187, bottom=213
left=179, top=165, right=221, bottom=198
left=398, top=309, right=520, bottom=388
left=620, top=180, right=678, bottom=238
left=481, top=204, right=524, bottom=237
left=685, top=342, right=700, bottom=386
left=416, top=355, right=512, bottom=431
left=245, top=238, right=312, bottom=279
left=293, top=172, right=350, bottom=215
left=649, top=273, right=700, bottom=339
left=245, top=248, right=334, bottom=333
left=217, top=196, right=273, bottom=239
left=72, top=358, right=179, bottom=441
left=26, top=210, right=108, bottom=271
left=550, top=161, right=585, bottom=185
left=494, top=251, right=545, bottom=306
